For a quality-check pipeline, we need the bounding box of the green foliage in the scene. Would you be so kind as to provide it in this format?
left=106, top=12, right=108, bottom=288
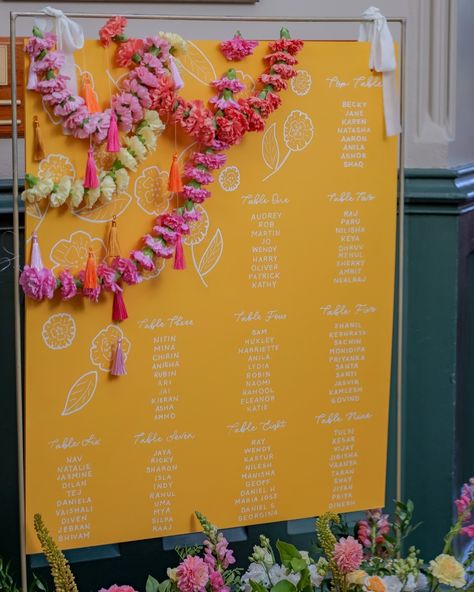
left=392, top=500, right=421, bottom=555
left=174, top=545, right=203, bottom=562
left=0, top=558, right=20, bottom=592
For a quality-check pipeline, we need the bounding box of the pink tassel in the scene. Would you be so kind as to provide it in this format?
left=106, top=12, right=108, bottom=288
left=111, top=337, right=126, bottom=376
left=173, top=234, right=185, bottom=270
left=84, top=148, right=99, bottom=189
left=169, top=56, right=184, bottom=90
left=30, top=232, right=43, bottom=270
left=27, top=64, right=38, bottom=91
left=112, top=289, right=128, bottom=322
left=107, top=111, right=120, bottom=153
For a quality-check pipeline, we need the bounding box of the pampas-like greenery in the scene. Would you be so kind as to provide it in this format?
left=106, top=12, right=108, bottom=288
left=33, top=514, right=78, bottom=592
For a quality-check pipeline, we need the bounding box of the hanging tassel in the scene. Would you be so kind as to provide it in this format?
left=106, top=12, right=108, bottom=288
left=27, top=63, right=38, bottom=91
left=107, top=111, right=120, bottom=153
left=112, top=289, right=128, bottom=322
left=82, top=74, right=100, bottom=113
left=168, top=153, right=183, bottom=193
left=84, top=248, right=98, bottom=289
left=169, top=56, right=184, bottom=90
left=84, top=148, right=100, bottom=189
left=30, top=232, right=43, bottom=270
left=173, top=234, right=185, bottom=270
left=111, top=337, right=127, bottom=376
left=33, top=116, right=45, bottom=162
left=107, top=216, right=121, bottom=263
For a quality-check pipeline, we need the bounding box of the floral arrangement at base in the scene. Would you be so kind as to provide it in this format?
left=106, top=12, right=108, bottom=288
left=6, top=479, right=474, bottom=592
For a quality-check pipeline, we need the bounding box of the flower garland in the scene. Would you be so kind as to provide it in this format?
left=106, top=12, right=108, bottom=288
left=20, top=22, right=303, bottom=310
left=22, top=20, right=186, bottom=209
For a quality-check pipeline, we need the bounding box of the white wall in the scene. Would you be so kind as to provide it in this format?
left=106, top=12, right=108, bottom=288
left=0, top=0, right=472, bottom=178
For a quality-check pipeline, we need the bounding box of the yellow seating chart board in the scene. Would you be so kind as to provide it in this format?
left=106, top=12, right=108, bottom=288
left=24, top=40, right=398, bottom=552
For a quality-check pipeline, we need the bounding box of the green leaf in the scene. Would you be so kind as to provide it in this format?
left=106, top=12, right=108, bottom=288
left=290, top=558, right=307, bottom=572
left=250, top=580, right=269, bottom=592
left=146, top=575, right=160, bottom=592
left=271, top=581, right=296, bottom=592
left=158, top=581, right=172, bottom=592
left=276, top=540, right=302, bottom=565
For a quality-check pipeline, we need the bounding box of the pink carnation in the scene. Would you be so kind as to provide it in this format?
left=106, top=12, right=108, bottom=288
left=176, top=556, right=209, bottom=592
left=182, top=185, right=211, bottom=203
left=116, top=38, right=144, bottom=68
left=131, top=250, right=154, bottom=271
left=192, top=152, right=227, bottom=170
left=99, top=586, right=137, bottom=592
left=59, top=270, right=77, bottom=300
left=143, top=235, right=174, bottom=258
left=25, top=33, right=56, bottom=58
left=111, top=257, right=141, bottom=285
left=99, top=16, right=127, bottom=47
left=19, top=266, right=56, bottom=301
left=333, top=536, right=363, bottom=574
left=32, top=51, right=65, bottom=73
left=264, top=51, right=298, bottom=66
left=211, top=77, right=245, bottom=93
left=97, top=263, right=120, bottom=293
left=267, top=38, right=304, bottom=55
left=258, top=73, right=288, bottom=91
left=183, top=208, right=202, bottom=222
left=220, top=33, right=258, bottom=61
left=271, top=63, right=298, bottom=80
left=183, top=164, right=214, bottom=185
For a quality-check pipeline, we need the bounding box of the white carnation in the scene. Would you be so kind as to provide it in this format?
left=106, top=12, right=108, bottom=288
left=85, top=186, right=100, bottom=209
left=100, top=174, right=116, bottom=203
left=126, top=135, right=147, bottom=163
left=50, top=176, right=72, bottom=208
left=143, top=110, right=165, bottom=132
left=115, top=168, right=130, bottom=192
left=36, top=177, right=55, bottom=198
left=158, top=32, right=187, bottom=53
left=140, top=126, right=157, bottom=152
left=118, top=147, right=138, bottom=171
left=382, top=576, right=403, bottom=592
left=68, top=180, right=85, bottom=209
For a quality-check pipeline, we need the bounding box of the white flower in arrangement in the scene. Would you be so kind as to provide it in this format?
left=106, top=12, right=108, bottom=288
left=159, top=31, right=188, bottom=53
left=240, top=562, right=270, bottom=592
left=21, top=187, right=38, bottom=203
left=251, top=545, right=273, bottom=567
left=49, top=176, right=72, bottom=208
left=68, top=180, right=85, bottom=209
left=382, top=575, right=403, bottom=592
left=299, top=550, right=312, bottom=566
left=114, top=168, right=130, bottom=193
left=118, top=147, right=138, bottom=172
left=404, top=573, right=428, bottom=592
left=126, top=135, right=147, bottom=163
left=35, top=177, right=55, bottom=198
left=269, top=564, right=301, bottom=587
left=166, top=567, right=177, bottom=583
left=308, top=564, right=324, bottom=588
left=85, top=185, right=101, bottom=209
left=144, top=110, right=165, bottom=132
left=100, top=174, right=116, bottom=203
left=140, top=126, right=157, bottom=152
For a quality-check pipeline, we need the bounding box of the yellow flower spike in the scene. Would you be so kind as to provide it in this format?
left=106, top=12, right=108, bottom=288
left=315, top=512, right=345, bottom=592
left=33, top=514, right=79, bottom=592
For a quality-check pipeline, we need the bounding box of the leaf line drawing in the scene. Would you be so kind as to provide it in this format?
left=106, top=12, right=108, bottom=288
left=262, top=110, right=314, bottom=182
left=62, top=371, right=98, bottom=416
left=191, top=228, right=224, bottom=288
left=176, top=42, right=217, bottom=85
left=72, top=192, right=132, bottom=223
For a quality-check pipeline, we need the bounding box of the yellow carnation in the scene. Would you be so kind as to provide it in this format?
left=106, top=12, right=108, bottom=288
left=50, top=176, right=71, bottom=208
left=144, top=110, right=165, bottom=132
left=126, top=135, right=147, bottom=163
left=68, top=180, right=85, bottom=209
left=159, top=32, right=187, bottom=53
left=429, top=554, right=465, bottom=588
left=167, top=568, right=177, bottom=582
left=140, top=127, right=157, bottom=152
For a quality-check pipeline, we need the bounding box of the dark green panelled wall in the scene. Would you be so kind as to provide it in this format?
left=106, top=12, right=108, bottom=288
left=1, top=167, right=474, bottom=589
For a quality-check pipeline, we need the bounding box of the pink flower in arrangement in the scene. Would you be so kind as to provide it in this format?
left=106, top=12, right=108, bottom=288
left=455, top=481, right=474, bottom=517
left=19, top=266, right=56, bottom=301
left=209, top=96, right=240, bottom=111
left=268, top=38, right=304, bottom=55
left=141, top=53, right=166, bottom=75
left=333, top=536, right=364, bottom=574
left=143, top=37, right=171, bottom=60
left=133, top=66, right=161, bottom=88
left=182, top=185, right=211, bottom=203
left=24, top=33, right=56, bottom=57
left=176, top=555, right=209, bottom=592
left=264, top=51, right=298, bottom=66
left=271, top=63, right=298, bottom=80
left=238, top=100, right=265, bottom=132
left=258, top=73, right=288, bottom=92
left=111, top=258, right=141, bottom=285
left=183, top=164, right=214, bottom=185
left=192, top=152, right=227, bottom=170
left=116, top=38, right=144, bottom=68
left=53, top=96, right=85, bottom=117
left=42, top=87, right=72, bottom=106
left=209, top=571, right=224, bottom=591
left=153, top=226, right=178, bottom=245
left=215, top=534, right=236, bottom=569
left=220, top=32, right=258, bottom=61
left=121, top=78, right=152, bottom=109
left=357, top=520, right=372, bottom=548
left=36, top=74, right=69, bottom=94
left=215, top=107, right=248, bottom=145
left=182, top=208, right=202, bottom=222
left=97, top=263, right=121, bottom=293
left=461, top=524, right=474, bottom=537
left=175, top=99, right=216, bottom=146
left=158, top=213, right=190, bottom=234
left=58, top=270, right=77, bottom=300
left=143, top=235, right=174, bottom=258
left=99, top=16, right=128, bottom=47
left=32, top=51, right=65, bottom=73
left=131, top=250, right=155, bottom=271
left=99, top=585, right=138, bottom=592
left=149, top=76, right=176, bottom=117
left=211, top=77, right=245, bottom=93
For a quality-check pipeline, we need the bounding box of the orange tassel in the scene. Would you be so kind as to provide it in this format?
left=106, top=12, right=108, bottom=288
left=84, top=248, right=98, bottom=290
left=82, top=74, right=100, bottom=113
left=33, top=116, right=45, bottom=162
left=107, top=216, right=121, bottom=264
left=168, top=153, right=183, bottom=193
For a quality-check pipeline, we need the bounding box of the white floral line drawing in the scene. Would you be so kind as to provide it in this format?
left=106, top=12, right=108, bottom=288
left=190, top=228, right=224, bottom=288
left=60, top=325, right=131, bottom=417
left=218, top=166, right=241, bottom=192
left=290, top=69, right=313, bottom=96
left=42, top=313, right=76, bottom=350
left=175, top=42, right=217, bottom=85
left=262, top=109, right=314, bottom=182
left=49, top=230, right=107, bottom=271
